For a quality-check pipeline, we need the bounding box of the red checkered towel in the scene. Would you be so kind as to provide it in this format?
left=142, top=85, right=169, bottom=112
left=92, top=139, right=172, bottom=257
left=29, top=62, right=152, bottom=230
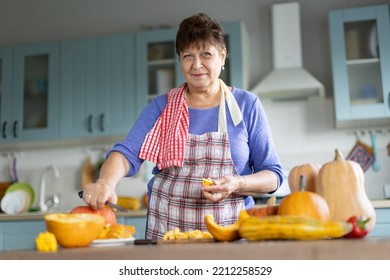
left=139, top=84, right=189, bottom=170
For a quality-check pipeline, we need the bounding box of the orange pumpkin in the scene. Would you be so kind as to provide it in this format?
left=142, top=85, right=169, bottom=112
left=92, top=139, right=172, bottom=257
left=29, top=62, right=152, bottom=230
left=288, top=163, right=321, bottom=193
left=278, top=177, right=331, bottom=222
left=45, top=213, right=105, bottom=248
left=70, top=205, right=117, bottom=225
left=316, top=149, right=376, bottom=231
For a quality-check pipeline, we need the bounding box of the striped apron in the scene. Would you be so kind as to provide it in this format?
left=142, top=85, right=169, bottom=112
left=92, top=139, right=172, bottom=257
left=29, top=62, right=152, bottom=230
left=146, top=89, right=245, bottom=239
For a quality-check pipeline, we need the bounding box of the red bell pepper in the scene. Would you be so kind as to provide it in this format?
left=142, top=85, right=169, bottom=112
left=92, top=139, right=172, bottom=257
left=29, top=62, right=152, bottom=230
left=345, top=216, right=370, bottom=239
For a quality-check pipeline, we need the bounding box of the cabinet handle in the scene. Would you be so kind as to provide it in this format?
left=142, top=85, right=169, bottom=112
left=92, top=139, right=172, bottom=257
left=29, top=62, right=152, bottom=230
left=99, top=113, right=105, bottom=132
left=13, top=120, right=18, bottom=138
left=2, top=121, right=6, bottom=139
left=87, top=115, right=93, bottom=133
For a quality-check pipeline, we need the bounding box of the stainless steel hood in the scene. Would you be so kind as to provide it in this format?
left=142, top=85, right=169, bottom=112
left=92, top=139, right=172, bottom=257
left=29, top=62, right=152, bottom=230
left=251, top=2, right=325, bottom=100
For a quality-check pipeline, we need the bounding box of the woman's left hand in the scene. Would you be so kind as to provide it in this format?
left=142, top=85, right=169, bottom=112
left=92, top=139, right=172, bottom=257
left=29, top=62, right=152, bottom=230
left=201, top=175, right=242, bottom=202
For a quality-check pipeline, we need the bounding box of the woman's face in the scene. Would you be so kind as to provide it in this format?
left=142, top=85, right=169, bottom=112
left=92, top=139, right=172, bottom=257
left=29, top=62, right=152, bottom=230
left=179, top=42, right=226, bottom=92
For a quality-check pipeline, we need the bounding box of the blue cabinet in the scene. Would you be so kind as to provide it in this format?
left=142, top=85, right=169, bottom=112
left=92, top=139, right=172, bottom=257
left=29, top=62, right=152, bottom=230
left=0, top=216, right=147, bottom=251
left=135, top=27, right=181, bottom=116
left=0, top=220, right=46, bottom=251
left=0, top=42, right=60, bottom=142
left=135, top=21, right=249, bottom=115
left=2, top=21, right=248, bottom=143
left=116, top=216, right=147, bottom=240
left=60, top=34, right=135, bottom=139
left=368, top=208, right=390, bottom=238
left=0, top=48, right=13, bottom=142
left=329, top=5, right=390, bottom=128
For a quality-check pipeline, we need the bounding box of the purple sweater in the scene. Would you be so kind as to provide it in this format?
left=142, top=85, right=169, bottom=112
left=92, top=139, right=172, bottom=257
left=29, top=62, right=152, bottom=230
left=109, top=87, right=283, bottom=208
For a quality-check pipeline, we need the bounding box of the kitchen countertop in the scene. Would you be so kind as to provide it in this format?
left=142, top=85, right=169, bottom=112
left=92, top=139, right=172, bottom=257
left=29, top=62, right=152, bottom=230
left=1, top=237, right=390, bottom=260
left=1, top=199, right=389, bottom=221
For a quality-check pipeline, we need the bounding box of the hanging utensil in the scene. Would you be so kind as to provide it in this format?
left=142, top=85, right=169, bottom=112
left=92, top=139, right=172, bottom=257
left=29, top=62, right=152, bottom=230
left=346, top=134, right=374, bottom=172
left=370, top=131, right=380, bottom=171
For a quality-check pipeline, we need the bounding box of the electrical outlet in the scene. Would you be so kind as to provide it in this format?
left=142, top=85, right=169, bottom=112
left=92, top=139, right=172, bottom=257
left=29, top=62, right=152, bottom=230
left=384, top=184, right=390, bottom=199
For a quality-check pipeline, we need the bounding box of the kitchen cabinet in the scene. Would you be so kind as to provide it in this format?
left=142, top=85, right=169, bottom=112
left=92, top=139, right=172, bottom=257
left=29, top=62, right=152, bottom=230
left=329, top=4, right=390, bottom=128
left=0, top=220, right=45, bottom=251
left=135, top=27, right=181, bottom=113
left=0, top=42, right=60, bottom=142
left=2, top=21, right=248, bottom=144
left=135, top=21, right=249, bottom=115
left=60, top=33, right=135, bottom=139
left=0, top=215, right=146, bottom=251
left=116, top=216, right=147, bottom=240
left=368, top=208, right=390, bottom=237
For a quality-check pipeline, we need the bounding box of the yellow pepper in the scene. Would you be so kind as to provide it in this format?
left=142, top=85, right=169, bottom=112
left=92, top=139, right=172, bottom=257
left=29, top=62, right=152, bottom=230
left=35, top=231, right=58, bottom=252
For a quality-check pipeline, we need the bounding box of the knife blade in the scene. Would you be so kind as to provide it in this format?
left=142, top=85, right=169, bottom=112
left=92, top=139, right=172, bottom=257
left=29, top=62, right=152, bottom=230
left=77, top=190, right=129, bottom=212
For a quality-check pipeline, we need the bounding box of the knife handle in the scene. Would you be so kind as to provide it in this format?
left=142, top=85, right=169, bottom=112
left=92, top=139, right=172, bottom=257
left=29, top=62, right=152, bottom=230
left=134, top=239, right=158, bottom=245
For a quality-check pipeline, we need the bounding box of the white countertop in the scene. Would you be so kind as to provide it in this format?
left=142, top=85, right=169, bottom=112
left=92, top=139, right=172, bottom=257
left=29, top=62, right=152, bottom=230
left=371, top=199, right=390, bottom=208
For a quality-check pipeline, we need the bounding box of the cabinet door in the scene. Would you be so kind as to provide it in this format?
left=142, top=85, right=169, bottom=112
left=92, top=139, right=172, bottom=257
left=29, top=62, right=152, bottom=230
left=368, top=208, right=390, bottom=237
left=97, top=34, right=136, bottom=136
left=135, top=27, right=181, bottom=114
left=60, top=38, right=98, bottom=138
left=125, top=216, right=147, bottom=239
left=329, top=5, right=390, bottom=127
left=135, top=22, right=249, bottom=115
left=0, top=48, right=13, bottom=142
left=0, top=220, right=46, bottom=251
left=221, top=21, right=250, bottom=90
left=2, top=42, right=60, bottom=142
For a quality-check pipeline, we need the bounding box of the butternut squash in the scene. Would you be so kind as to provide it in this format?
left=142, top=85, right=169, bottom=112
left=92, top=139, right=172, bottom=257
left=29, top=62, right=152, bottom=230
left=288, top=163, right=321, bottom=193
left=316, top=149, right=376, bottom=232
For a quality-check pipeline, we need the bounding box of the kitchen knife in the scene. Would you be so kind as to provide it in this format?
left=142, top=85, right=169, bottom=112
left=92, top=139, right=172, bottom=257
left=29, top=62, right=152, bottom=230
left=77, top=190, right=129, bottom=212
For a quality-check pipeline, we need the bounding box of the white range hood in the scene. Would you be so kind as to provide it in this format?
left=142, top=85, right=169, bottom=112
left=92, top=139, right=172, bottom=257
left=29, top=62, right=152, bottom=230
left=251, top=2, right=325, bottom=100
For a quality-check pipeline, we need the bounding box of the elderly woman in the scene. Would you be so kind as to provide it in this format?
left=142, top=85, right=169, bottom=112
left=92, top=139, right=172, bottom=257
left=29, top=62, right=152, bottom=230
left=83, top=13, right=283, bottom=240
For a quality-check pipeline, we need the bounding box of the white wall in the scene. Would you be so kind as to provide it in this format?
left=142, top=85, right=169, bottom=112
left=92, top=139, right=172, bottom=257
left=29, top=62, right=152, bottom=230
left=1, top=0, right=389, bottom=209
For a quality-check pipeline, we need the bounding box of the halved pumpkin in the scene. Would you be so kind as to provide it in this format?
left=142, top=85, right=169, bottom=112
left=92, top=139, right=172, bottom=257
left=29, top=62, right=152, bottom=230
left=45, top=213, right=105, bottom=248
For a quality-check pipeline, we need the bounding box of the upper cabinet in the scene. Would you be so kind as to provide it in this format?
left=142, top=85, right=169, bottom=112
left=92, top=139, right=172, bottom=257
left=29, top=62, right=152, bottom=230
left=1, top=20, right=248, bottom=145
left=0, top=42, right=60, bottom=142
left=329, top=4, right=390, bottom=128
left=135, top=21, right=249, bottom=114
left=135, top=27, right=181, bottom=114
left=60, top=33, right=135, bottom=139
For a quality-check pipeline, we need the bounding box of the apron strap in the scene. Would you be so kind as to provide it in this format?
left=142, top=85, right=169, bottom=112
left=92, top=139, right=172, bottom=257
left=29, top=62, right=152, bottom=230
left=218, top=79, right=243, bottom=133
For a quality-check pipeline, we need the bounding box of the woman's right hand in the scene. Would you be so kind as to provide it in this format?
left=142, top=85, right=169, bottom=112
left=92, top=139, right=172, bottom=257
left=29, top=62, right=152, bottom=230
left=83, top=179, right=117, bottom=210
left=82, top=151, right=129, bottom=210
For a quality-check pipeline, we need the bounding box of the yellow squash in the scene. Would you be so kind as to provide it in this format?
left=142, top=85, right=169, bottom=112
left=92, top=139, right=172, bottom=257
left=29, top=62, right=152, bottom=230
left=117, top=196, right=141, bottom=210
left=205, top=210, right=249, bottom=241
left=239, top=215, right=352, bottom=241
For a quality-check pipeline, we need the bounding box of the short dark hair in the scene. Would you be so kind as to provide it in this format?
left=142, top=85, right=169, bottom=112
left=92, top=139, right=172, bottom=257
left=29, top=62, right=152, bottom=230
left=175, top=13, right=226, bottom=56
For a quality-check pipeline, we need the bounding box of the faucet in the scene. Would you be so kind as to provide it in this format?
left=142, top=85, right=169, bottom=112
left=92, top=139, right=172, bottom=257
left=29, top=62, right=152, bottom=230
left=39, top=165, right=60, bottom=212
